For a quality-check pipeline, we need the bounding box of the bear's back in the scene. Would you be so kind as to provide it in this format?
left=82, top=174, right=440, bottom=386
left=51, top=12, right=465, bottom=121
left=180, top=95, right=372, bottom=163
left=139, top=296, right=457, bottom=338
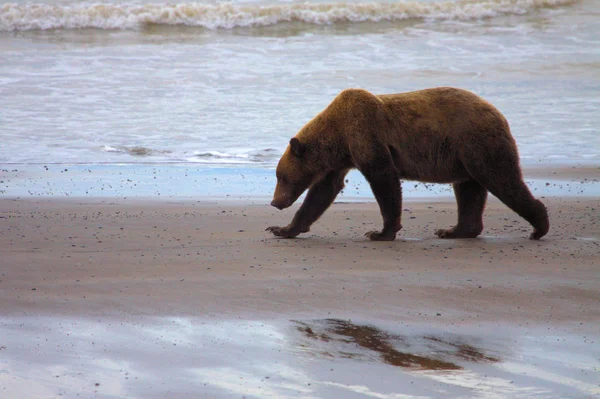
left=377, top=87, right=509, bottom=140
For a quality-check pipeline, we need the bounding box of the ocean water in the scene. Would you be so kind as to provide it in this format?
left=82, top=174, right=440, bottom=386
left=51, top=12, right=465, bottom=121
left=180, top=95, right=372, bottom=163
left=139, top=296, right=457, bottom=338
left=0, top=0, right=599, bottom=168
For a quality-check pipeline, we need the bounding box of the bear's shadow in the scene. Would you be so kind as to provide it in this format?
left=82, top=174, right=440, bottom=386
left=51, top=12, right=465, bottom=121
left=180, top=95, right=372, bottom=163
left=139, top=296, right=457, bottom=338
left=265, top=233, right=551, bottom=252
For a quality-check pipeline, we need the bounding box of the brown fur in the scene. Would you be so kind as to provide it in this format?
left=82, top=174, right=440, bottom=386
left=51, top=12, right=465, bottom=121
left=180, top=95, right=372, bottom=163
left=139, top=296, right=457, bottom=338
left=267, top=87, right=549, bottom=241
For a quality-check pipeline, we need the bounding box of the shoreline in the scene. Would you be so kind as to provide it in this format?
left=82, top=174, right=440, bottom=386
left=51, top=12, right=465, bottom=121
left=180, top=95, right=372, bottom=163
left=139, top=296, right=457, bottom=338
left=2, top=162, right=599, bottom=200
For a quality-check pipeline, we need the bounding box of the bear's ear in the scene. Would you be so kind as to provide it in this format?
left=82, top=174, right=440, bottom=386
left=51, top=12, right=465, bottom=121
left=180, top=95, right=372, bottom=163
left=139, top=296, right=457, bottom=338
left=289, top=138, right=305, bottom=157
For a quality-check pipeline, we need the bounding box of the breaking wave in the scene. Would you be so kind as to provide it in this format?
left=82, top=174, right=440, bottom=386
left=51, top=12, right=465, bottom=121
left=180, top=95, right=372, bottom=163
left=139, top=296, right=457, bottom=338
left=0, top=0, right=579, bottom=31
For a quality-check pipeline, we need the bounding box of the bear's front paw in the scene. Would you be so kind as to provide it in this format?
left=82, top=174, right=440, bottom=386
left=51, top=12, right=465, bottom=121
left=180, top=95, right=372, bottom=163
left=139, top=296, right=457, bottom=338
left=365, top=230, right=396, bottom=241
left=266, top=225, right=300, bottom=238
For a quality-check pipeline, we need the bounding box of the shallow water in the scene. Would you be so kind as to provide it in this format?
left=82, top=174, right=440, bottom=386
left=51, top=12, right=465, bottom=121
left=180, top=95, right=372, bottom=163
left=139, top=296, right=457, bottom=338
left=1, top=0, right=599, bottom=167
left=0, top=316, right=598, bottom=398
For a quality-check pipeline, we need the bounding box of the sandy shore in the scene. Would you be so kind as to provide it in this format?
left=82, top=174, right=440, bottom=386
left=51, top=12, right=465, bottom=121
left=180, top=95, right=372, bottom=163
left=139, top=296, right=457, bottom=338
left=1, top=196, right=599, bottom=398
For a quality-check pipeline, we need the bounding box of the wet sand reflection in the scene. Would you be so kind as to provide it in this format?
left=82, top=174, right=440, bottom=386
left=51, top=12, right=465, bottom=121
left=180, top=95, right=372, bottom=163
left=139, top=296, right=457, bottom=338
left=1, top=316, right=597, bottom=398
left=295, top=319, right=499, bottom=371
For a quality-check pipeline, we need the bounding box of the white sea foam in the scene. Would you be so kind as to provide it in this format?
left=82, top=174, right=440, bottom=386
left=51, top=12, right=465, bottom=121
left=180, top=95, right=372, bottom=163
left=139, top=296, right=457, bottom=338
left=100, top=146, right=280, bottom=164
left=0, top=0, right=579, bottom=31
left=102, top=145, right=172, bottom=157
left=190, top=149, right=280, bottom=164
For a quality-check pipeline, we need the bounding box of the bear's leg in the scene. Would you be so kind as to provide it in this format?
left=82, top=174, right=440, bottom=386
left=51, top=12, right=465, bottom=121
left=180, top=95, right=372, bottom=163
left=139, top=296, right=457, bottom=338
left=436, top=180, right=487, bottom=239
left=361, top=169, right=402, bottom=241
left=468, top=169, right=549, bottom=240
left=266, top=169, right=349, bottom=238
left=484, top=178, right=549, bottom=240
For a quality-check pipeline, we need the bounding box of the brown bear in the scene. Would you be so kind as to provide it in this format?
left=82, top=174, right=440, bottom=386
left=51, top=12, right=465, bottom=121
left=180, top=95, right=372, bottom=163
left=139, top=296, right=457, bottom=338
left=267, top=87, right=549, bottom=241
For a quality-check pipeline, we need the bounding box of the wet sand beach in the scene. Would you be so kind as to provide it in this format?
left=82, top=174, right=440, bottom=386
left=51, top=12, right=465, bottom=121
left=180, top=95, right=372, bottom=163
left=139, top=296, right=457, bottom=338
left=0, top=195, right=598, bottom=398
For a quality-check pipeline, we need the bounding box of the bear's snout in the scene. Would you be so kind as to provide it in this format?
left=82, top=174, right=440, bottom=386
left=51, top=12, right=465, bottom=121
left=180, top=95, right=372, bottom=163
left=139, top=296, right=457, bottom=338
left=270, top=200, right=284, bottom=210
left=271, top=199, right=290, bottom=210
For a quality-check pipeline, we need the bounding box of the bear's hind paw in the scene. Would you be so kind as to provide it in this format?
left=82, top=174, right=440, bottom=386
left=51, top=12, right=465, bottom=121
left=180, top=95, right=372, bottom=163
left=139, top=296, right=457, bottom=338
left=435, top=228, right=481, bottom=239
left=365, top=230, right=396, bottom=241
left=529, top=230, right=545, bottom=240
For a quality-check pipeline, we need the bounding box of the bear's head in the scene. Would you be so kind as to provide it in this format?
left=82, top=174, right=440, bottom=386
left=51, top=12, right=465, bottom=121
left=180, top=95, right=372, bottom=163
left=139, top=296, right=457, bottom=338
left=271, top=137, right=322, bottom=210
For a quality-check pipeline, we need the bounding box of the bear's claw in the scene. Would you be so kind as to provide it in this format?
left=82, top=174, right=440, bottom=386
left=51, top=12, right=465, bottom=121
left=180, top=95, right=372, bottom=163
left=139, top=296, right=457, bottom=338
left=529, top=230, right=543, bottom=240
left=435, top=229, right=447, bottom=238
left=266, top=226, right=300, bottom=238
